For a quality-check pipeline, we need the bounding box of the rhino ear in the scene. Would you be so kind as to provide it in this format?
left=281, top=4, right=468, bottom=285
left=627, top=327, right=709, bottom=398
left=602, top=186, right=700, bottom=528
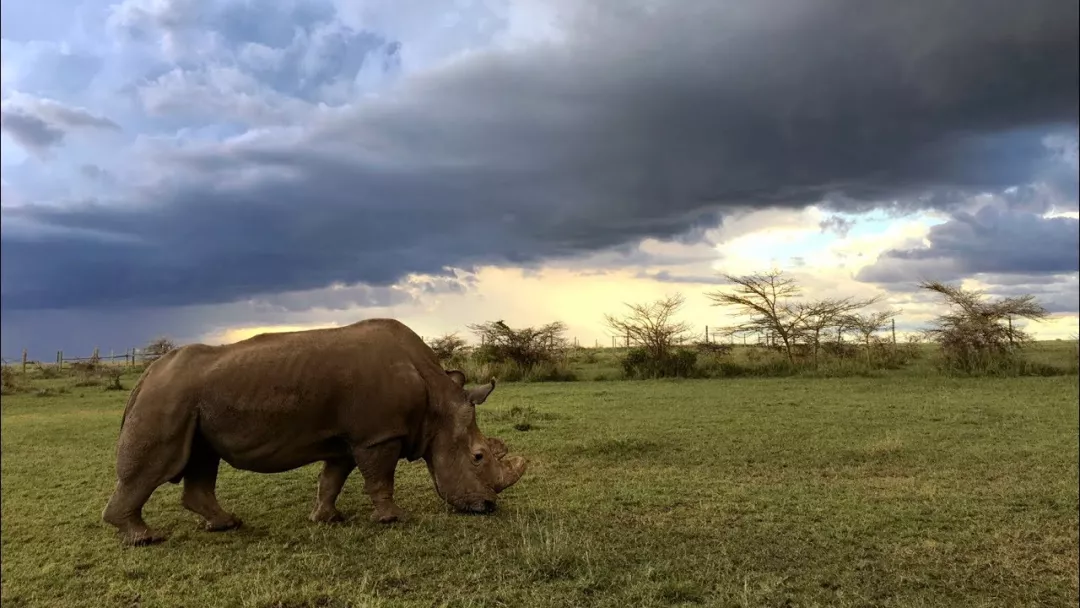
left=446, top=369, right=467, bottom=388
left=468, top=378, right=496, bottom=405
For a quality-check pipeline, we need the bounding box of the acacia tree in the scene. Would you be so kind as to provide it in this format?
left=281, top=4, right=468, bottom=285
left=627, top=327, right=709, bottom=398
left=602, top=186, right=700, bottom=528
left=919, top=280, right=1049, bottom=372
left=603, top=293, right=693, bottom=361
left=427, top=332, right=467, bottom=362
left=796, top=296, right=881, bottom=365
left=845, top=310, right=901, bottom=360
left=467, top=320, right=568, bottom=367
left=705, top=270, right=807, bottom=364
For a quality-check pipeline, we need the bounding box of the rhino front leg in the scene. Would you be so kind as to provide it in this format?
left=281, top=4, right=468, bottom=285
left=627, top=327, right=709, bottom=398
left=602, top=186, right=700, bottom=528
left=309, top=457, right=354, bottom=524
left=354, top=440, right=407, bottom=524
left=181, top=436, right=242, bottom=532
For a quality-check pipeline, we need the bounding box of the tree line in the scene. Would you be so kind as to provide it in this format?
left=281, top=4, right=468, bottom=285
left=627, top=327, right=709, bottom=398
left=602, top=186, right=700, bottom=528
left=428, top=270, right=1062, bottom=380
left=4, top=269, right=1065, bottom=396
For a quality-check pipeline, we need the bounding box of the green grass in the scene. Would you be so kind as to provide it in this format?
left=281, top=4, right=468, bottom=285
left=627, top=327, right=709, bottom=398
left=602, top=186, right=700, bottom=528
left=2, top=371, right=1078, bottom=607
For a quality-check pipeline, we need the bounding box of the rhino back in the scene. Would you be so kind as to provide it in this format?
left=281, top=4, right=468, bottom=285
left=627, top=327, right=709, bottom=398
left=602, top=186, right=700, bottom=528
left=173, top=321, right=442, bottom=472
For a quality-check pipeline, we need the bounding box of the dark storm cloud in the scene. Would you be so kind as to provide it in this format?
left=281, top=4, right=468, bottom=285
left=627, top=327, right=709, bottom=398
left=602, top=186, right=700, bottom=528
left=857, top=202, right=1079, bottom=285
left=0, top=281, right=421, bottom=360
left=2, top=0, right=1078, bottom=312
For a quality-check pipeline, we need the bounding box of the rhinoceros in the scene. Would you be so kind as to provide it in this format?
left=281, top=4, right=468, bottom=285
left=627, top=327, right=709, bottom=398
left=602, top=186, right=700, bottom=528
left=101, top=318, right=527, bottom=546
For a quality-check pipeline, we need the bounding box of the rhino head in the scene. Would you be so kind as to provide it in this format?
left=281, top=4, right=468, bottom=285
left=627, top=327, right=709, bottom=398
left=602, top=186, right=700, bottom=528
left=423, top=370, right=527, bottom=514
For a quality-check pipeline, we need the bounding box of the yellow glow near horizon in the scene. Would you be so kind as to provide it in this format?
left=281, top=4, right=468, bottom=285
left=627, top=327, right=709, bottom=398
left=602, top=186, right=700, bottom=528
left=206, top=322, right=342, bottom=345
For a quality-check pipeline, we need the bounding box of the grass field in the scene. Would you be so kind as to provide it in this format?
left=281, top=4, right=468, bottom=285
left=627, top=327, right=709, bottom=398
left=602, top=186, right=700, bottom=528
left=2, top=370, right=1078, bottom=607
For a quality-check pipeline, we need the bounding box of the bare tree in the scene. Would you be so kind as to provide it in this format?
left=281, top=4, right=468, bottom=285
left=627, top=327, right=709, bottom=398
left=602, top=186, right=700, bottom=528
left=842, top=309, right=902, bottom=367
left=143, top=336, right=178, bottom=362
left=705, top=270, right=807, bottom=364
left=845, top=310, right=900, bottom=349
left=603, top=294, right=693, bottom=361
left=919, top=280, right=1049, bottom=371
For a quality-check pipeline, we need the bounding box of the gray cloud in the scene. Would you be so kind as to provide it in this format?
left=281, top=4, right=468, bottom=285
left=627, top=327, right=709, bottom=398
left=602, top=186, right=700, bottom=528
left=0, top=94, right=120, bottom=155
left=5, top=45, right=103, bottom=98
left=985, top=276, right=1080, bottom=315
left=110, top=0, right=401, bottom=118
left=636, top=271, right=728, bottom=286
left=856, top=202, right=1079, bottom=285
left=2, top=0, right=1078, bottom=313
left=0, top=111, right=65, bottom=152
left=78, top=164, right=115, bottom=184
left=819, top=215, right=856, bottom=238
left=888, top=272, right=1079, bottom=316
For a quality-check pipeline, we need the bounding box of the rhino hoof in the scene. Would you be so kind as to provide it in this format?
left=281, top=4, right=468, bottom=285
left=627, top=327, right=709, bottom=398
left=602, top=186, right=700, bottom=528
left=309, top=508, right=345, bottom=524
left=122, top=530, right=167, bottom=547
left=205, top=516, right=243, bottom=532
left=371, top=506, right=407, bottom=524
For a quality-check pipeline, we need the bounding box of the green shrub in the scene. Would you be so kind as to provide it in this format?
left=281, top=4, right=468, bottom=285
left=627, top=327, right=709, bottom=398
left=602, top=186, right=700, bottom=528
left=621, top=347, right=699, bottom=379
left=2, top=366, right=26, bottom=395
left=456, top=359, right=577, bottom=383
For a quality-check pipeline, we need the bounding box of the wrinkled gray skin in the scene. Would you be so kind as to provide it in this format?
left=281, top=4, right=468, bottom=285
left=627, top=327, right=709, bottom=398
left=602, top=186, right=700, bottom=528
left=101, top=318, right=527, bottom=546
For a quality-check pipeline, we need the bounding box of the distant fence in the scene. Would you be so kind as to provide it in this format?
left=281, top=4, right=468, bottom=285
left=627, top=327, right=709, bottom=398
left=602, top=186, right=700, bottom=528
left=1, top=347, right=152, bottom=373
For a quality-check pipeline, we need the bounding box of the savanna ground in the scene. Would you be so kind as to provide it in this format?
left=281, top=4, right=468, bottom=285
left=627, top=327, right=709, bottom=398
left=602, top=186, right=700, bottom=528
left=2, top=343, right=1078, bottom=608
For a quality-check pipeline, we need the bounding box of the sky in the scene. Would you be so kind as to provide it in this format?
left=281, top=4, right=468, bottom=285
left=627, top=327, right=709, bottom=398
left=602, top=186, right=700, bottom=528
left=1, top=0, right=1078, bottom=360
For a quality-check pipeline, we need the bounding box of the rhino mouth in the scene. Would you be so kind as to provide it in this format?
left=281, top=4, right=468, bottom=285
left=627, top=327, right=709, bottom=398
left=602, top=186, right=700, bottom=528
left=458, top=498, right=498, bottom=514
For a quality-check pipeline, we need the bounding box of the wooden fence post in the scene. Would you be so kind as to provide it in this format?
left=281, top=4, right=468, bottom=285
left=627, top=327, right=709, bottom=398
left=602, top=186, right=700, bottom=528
left=705, top=325, right=709, bottom=343
left=891, top=318, right=897, bottom=344
left=58, top=350, right=64, bottom=369
left=22, top=349, right=27, bottom=373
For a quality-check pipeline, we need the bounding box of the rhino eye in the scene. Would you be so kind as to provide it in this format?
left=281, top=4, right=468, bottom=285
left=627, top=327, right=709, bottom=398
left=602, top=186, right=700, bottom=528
left=473, top=452, right=484, bottom=463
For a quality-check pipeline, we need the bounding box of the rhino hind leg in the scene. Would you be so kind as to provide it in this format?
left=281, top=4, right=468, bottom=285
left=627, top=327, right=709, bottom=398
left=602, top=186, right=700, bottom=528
left=102, top=481, right=169, bottom=546
left=102, top=407, right=199, bottom=546
left=309, top=457, right=354, bottom=524
left=181, top=434, right=242, bottom=532
left=354, top=440, right=407, bottom=524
